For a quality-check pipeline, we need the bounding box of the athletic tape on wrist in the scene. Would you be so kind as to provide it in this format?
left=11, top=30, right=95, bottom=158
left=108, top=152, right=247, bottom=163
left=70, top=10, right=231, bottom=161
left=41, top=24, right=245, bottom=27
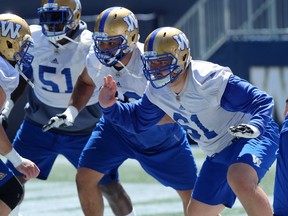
left=64, top=105, right=79, bottom=122
left=5, top=148, right=24, bottom=168
left=1, top=99, right=14, bottom=118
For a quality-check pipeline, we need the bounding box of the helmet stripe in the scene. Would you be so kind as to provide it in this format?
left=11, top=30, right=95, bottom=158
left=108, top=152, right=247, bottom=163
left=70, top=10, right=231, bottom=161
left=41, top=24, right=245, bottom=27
left=99, top=7, right=116, bottom=32
left=147, top=27, right=162, bottom=51
left=48, top=0, right=54, bottom=3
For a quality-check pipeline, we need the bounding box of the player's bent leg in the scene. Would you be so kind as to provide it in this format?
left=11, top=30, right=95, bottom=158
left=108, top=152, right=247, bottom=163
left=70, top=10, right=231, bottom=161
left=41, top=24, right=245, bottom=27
left=227, top=163, right=272, bottom=216
left=100, top=182, right=134, bottom=216
left=76, top=167, right=105, bottom=216
left=273, top=124, right=288, bottom=216
left=187, top=198, right=225, bottom=216
left=176, top=190, right=192, bottom=216
left=8, top=176, right=28, bottom=216
left=0, top=176, right=24, bottom=216
left=0, top=200, right=11, bottom=216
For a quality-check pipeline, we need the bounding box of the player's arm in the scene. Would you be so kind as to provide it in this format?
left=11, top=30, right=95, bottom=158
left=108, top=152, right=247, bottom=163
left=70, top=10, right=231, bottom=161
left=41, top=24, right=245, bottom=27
left=68, top=67, right=96, bottom=111
left=0, top=86, right=11, bottom=155
left=99, top=75, right=166, bottom=133
left=0, top=86, right=39, bottom=179
left=221, top=75, right=273, bottom=137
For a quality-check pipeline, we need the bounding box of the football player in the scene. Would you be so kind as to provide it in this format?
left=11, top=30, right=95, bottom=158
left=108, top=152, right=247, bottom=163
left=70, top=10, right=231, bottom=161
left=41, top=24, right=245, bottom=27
left=5, top=1, right=133, bottom=216
left=44, top=7, right=197, bottom=216
left=273, top=100, right=288, bottom=216
left=0, top=13, right=39, bottom=216
left=98, top=27, right=279, bottom=216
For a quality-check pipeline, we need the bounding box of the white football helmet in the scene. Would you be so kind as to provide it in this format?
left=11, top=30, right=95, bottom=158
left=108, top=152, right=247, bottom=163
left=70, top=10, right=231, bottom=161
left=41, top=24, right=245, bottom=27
left=38, top=0, right=81, bottom=44
left=0, top=13, right=34, bottom=71
left=93, top=7, right=139, bottom=66
left=141, top=27, right=191, bottom=89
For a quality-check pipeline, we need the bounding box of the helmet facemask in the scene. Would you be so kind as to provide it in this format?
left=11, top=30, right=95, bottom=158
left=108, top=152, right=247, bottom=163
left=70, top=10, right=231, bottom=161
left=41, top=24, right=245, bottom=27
left=93, top=32, right=131, bottom=67
left=38, top=1, right=81, bottom=45
left=93, top=7, right=139, bottom=67
left=141, top=51, right=183, bottom=89
left=142, top=27, right=191, bottom=89
left=13, top=34, right=34, bottom=74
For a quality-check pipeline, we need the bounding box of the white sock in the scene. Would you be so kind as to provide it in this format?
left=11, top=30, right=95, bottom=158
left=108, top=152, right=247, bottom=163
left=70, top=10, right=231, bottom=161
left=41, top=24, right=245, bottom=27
left=8, top=205, right=22, bottom=216
left=125, top=208, right=136, bottom=216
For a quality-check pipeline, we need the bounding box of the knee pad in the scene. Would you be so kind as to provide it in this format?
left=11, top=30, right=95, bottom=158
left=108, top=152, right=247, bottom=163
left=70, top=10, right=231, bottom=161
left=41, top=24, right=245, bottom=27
left=0, top=176, right=24, bottom=210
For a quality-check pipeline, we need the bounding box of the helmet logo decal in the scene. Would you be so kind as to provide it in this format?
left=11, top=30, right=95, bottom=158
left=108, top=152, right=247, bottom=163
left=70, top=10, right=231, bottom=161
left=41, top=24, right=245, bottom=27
left=0, top=21, right=21, bottom=39
left=123, top=14, right=138, bottom=32
left=173, top=33, right=189, bottom=51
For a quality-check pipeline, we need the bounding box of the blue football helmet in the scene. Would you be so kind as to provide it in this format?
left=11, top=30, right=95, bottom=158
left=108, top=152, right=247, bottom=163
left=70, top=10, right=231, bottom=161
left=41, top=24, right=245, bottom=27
left=141, top=27, right=191, bottom=89
left=38, top=0, right=81, bottom=43
left=0, top=13, right=34, bottom=72
left=93, top=7, right=139, bottom=66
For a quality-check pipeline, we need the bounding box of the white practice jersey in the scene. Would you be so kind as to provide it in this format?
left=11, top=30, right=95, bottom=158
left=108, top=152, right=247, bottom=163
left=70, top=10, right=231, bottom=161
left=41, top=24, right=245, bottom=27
left=29, top=24, right=97, bottom=108
left=145, top=60, right=251, bottom=156
left=86, top=42, right=147, bottom=100
left=24, top=22, right=102, bottom=134
left=0, top=57, right=19, bottom=100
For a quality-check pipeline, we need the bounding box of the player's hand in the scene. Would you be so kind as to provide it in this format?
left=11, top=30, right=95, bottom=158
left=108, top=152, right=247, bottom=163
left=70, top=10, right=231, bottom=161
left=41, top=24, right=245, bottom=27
left=99, top=75, right=118, bottom=108
left=228, top=123, right=260, bottom=138
left=42, top=113, right=73, bottom=132
left=42, top=106, right=78, bottom=132
left=16, top=158, right=40, bottom=180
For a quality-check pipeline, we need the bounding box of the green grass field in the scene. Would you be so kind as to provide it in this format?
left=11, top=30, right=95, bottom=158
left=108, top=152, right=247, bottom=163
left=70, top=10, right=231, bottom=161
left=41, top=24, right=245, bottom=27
left=17, top=145, right=276, bottom=216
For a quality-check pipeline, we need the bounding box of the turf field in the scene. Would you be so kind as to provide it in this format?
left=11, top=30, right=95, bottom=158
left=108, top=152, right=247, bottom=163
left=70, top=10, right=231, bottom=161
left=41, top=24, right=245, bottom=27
left=15, top=146, right=275, bottom=215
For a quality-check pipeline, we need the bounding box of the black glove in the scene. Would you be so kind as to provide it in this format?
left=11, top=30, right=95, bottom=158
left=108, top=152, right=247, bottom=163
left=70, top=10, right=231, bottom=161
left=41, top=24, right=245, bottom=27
left=42, top=106, right=78, bottom=132
left=228, top=123, right=260, bottom=138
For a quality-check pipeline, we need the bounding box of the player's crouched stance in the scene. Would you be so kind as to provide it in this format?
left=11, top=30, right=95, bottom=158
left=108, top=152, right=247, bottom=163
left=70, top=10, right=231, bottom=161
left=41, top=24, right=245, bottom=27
left=0, top=13, right=39, bottom=216
left=99, top=27, right=280, bottom=216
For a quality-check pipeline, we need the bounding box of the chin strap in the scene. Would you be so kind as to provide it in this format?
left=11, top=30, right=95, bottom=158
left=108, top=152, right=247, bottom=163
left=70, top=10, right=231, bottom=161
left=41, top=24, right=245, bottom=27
left=49, top=35, right=79, bottom=48
left=116, top=59, right=143, bottom=79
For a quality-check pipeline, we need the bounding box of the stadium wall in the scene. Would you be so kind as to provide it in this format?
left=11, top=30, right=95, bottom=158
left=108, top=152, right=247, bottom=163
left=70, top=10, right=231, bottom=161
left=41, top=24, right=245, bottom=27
left=209, top=39, right=288, bottom=125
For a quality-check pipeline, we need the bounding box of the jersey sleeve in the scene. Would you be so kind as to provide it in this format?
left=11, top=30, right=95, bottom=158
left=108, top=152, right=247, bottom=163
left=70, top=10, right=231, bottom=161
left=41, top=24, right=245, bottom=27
left=192, top=61, right=232, bottom=106
left=0, top=59, right=19, bottom=98
left=220, top=74, right=274, bottom=134
left=101, top=94, right=166, bottom=133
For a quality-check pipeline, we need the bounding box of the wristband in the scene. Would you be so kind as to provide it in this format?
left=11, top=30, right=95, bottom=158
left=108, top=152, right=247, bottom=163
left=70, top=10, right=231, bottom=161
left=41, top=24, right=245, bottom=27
left=5, top=148, right=24, bottom=168
left=1, top=99, right=14, bottom=118
left=63, top=105, right=79, bottom=122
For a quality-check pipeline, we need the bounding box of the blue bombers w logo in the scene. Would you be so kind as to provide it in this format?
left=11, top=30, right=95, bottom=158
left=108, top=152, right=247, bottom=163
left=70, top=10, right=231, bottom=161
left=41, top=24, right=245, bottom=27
left=0, top=21, right=21, bottom=39
left=173, top=33, right=189, bottom=51
left=123, top=14, right=138, bottom=32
